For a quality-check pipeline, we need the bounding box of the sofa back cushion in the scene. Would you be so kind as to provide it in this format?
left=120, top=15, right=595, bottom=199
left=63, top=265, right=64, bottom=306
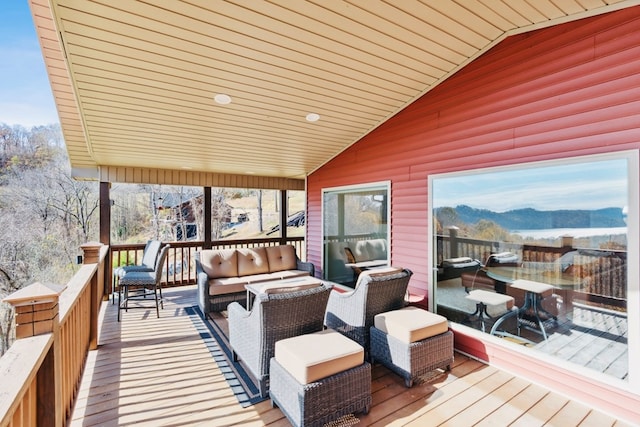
left=237, top=247, right=270, bottom=276
left=354, top=239, right=387, bottom=262
left=265, top=245, right=297, bottom=272
left=199, top=249, right=238, bottom=278
left=327, top=241, right=348, bottom=263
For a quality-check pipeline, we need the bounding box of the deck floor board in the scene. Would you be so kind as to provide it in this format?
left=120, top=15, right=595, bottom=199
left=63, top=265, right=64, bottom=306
left=69, top=286, right=631, bottom=426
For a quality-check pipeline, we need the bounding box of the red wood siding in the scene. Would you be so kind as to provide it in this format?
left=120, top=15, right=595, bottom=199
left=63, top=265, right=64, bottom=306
left=307, top=6, right=640, bottom=422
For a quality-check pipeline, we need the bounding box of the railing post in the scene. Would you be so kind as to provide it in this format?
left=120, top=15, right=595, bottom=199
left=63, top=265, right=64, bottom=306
left=561, top=235, right=574, bottom=253
left=3, top=282, right=66, bottom=427
left=81, top=242, right=103, bottom=351
left=447, top=226, right=459, bottom=259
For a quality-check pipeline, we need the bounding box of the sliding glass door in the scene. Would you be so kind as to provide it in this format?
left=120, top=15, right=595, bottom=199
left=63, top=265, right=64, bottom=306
left=322, top=182, right=390, bottom=286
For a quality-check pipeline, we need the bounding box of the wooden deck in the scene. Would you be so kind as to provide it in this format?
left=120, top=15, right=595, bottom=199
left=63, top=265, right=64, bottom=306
left=69, top=286, right=633, bottom=426
left=437, top=278, right=628, bottom=381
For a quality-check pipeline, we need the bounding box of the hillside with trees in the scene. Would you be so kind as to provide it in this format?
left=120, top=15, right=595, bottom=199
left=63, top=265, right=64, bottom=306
left=0, top=123, right=100, bottom=355
left=0, top=123, right=306, bottom=355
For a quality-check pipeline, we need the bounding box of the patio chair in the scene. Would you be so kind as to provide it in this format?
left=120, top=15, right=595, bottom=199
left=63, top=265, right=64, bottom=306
left=228, top=282, right=333, bottom=398
left=113, top=239, right=162, bottom=304
left=324, top=267, right=412, bottom=358
left=344, top=246, right=363, bottom=284
left=117, top=244, right=170, bottom=322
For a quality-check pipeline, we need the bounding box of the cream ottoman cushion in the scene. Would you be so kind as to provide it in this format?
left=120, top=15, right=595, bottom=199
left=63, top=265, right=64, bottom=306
left=374, top=306, right=448, bottom=343
left=274, top=329, right=364, bottom=384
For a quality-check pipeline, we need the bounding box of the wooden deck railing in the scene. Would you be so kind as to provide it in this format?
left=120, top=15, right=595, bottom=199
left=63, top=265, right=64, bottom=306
left=437, top=231, right=627, bottom=309
left=0, top=237, right=306, bottom=426
left=0, top=243, right=108, bottom=427
left=109, top=237, right=305, bottom=294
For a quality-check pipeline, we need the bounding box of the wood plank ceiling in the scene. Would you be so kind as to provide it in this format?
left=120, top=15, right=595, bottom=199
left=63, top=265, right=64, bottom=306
left=29, top=0, right=637, bottom=187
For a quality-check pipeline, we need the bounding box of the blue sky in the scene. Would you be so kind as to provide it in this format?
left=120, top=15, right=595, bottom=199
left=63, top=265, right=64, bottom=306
left=0, top=2, right=58, bottom=127
left=432, top=157, right=629, bottom=212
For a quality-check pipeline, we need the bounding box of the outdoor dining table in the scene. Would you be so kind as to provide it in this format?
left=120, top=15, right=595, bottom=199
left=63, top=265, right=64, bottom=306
left=485, top=265, right=581, bottom=313
left=484, top=266, right=583, bottom=340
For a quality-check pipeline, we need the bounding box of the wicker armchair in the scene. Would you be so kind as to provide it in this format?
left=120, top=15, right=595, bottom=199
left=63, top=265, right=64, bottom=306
left=228, top=283, right=333, bottom=398
left=324, top=267, right=412, bottom=356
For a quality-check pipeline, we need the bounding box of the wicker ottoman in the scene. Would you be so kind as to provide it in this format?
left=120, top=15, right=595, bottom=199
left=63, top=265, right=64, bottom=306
left=370, top=306, right=454, bottom=387
left=269, top=329, right=372, bottom=427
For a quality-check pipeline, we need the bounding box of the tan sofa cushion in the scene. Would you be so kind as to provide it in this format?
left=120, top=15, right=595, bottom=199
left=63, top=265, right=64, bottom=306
left=200, top=249, right=238, bottom=279
left=248, top=270, right=310, bottom=282
left=275, top=329, right=363, bottom=384
left=265, top=245, right=297, bottom=272
left=244, top=272, right=284, bottom=283
left=208, top=277, right=248, bottom=296
left=374, top=306, right=448, bottom=343
left=354, top=238, right=387, bottom=261
left=209, top=273, right=315, bottom=296
left=201, top=245, right=311, bottom=298
left=276, top=270, right=312, bottom=280
left=366, top=239, right=387, bottom=260
left=237, top=247, right=270, bottom=276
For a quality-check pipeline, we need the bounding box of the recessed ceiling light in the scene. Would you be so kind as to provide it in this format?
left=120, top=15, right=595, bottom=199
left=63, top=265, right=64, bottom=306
left=214, top=94, right=232, bottom=105
left=306, top=113, right=320, bottom=122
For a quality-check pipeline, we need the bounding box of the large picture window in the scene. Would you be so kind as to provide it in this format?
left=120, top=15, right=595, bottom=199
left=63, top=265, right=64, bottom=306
left=430, top=151, right=638, bottom=388
left=322, top=182, right=390, bottom=287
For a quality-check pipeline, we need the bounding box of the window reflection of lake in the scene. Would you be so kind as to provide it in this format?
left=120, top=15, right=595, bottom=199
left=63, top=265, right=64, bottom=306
left=510, top=227, right=627, bottom=239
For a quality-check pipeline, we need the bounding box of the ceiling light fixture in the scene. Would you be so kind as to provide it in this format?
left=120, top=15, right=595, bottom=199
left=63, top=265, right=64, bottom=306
left=306, top=113, right=320, bottom=122
left=214, top=94, right=232, bottom=105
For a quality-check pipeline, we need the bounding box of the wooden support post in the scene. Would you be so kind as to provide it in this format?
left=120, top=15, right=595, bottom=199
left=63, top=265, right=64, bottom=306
left=99, top=182, right=112, bottom=300
left=81, top=242, right=103, bottom=350
left=204, top=186, right=212, bottom=249
left=3, top=282, right=66, bottom=427
left=279, top=190, right=288, bottom=245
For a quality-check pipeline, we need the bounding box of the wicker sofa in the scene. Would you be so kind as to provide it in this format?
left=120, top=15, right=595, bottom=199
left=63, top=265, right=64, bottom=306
left=196, top=244, right=314, bottom=313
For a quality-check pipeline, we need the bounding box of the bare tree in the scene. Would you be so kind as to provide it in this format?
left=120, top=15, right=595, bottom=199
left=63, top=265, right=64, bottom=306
left=110, top=184, right=149, bottom=242
left=190, top=188, right=229, bottom=240
left=257, top=190, right=264, bottom=232
left=0, top=124, right=97, bottom=355
left=211, top=189, right=229, bottom=239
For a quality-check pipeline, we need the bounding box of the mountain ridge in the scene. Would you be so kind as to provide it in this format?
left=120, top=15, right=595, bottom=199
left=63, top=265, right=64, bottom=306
left=436, top=205, right=626, bottom=230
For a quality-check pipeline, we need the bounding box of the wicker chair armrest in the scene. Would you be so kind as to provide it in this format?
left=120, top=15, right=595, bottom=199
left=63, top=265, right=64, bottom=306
left=324, top=288, right=365, bottom=327
left=228, top=300, right=262, bottom=375
left=228, top=300, right=253, bottom=322
left=195, top=257, right=212, bottom=314
left=296, top=258, right=315, bottom=276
